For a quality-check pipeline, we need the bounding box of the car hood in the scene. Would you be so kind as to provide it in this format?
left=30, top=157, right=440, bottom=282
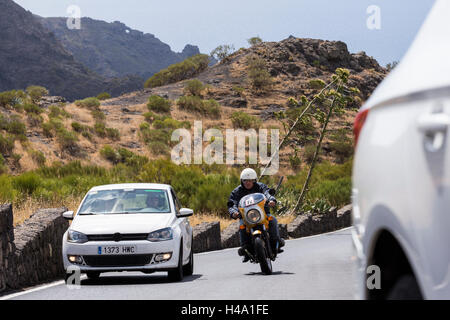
left=70, top=213, right=176, bottom=235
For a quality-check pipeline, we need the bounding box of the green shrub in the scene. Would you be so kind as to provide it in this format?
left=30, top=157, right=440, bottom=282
left=42, top=118, right=63, bottom=138
left=74, top=97, right=101, bottom=109
left=27, top=113, right=43, bottom=127
left=56, top=128, right=78, bottom=152
left=0, top=133, right=14, bottom=155
left=210, top=44, right=235, bottom=62
left=144, top=54, right=210, bottom=88
left=12, top=171, right=41, bottom=195
left=105, top=128, right=120, bottom=141
left=247, top=36, right=263, bottom=47
left=247, top=55, right=272, bottom=92
left=49, top=105, right=70, bottom=118
left=82, top=131, right=93, bottom=140
left=91, top=110, right=106, bottom=121
left=328, top=129, right=354, bottom=163
left=140, top=127, right=171, bottom=145
left=177, top=96, right=221, bottom=118
left=0, top=155, right=6, bottom=174
left=42, top=122, right=53, bottom=137
left=71, top=122, right=83, bottom=132
left=0, top=90, right=26, bottom=108
left=26, top=86, right=48, bottom=103
left=6, top=118, right=26, bottom=136
left=153, top=118, right=191, bottom=130
left=12, top=153, right=21, bottom=167
left=303, top=144, right=318, bottom=163
left=184, top=79, right=205, bottom=97
left=94, top=122, right=106, bottom=137
left=100, top=145, right=121, bottom=164
left=143, top=111, right=170, bottom=124
left=148, top=141, right=170, bottom=155
left=230, top=111, right=261, bottom=129
left=97, top=92, right=111, bottom=100
left=147, top=95, right=171, bottom=113
left=202, top=100, right=221, bottom=118
left=308, top=79, right=326, bottom=89
left=30, top=150, right=46, bottom=167
left=232, top=86, right=245, bottom=96
left=23, top=103, right=43, bottom=114
left=289, top=152, right=302, bottom=170
left=307, top=177, right=352, bottom=207
left=287, top=97, right=298, bottom=108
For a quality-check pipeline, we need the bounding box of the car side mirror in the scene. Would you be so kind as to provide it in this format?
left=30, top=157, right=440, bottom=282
left=268, top=188, right=276, bottom=196
left=178, top=208, right=193, bottom=217
left=62, top=211, right=74, bottom=220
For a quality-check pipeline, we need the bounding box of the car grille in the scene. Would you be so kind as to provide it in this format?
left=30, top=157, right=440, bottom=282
left=83, top=254, right=153, bottom=267
left=87, top=233, right=149, bottom=242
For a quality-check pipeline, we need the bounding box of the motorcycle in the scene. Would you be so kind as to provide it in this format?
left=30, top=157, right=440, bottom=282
left=236, top=189, right=278, bottom=275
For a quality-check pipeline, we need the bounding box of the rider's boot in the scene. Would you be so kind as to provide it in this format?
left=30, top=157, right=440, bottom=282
left=277, top=238, right=285, bottom=253
left=238, top=246, right=251, bottom=263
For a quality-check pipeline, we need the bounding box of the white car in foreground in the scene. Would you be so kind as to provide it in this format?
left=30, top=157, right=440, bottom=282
left=62, top=183, right=194, bottom=282
left=352, top=0, right=450, bottom=299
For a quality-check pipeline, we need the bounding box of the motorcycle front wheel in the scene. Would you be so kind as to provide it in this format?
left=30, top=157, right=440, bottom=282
left=254, top=237, right=273, bottom=275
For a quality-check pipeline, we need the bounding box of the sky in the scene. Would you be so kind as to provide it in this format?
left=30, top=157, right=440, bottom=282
left=14, top=0, right=436, bottom=66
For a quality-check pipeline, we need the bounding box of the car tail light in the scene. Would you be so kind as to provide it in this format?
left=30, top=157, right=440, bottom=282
left=353, top=109, right=370, bottom=147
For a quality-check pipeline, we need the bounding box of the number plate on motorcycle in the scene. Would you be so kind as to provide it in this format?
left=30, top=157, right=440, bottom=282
left=98, top=245, right=137, bottom=255
left=244, top=198, right=255, bottom=206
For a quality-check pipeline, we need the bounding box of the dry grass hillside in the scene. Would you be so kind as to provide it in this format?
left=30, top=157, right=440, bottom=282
left=1, top=37, right=386, bottom=176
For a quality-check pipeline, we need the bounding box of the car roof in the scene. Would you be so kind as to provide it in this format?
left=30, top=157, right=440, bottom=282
left=362, top=0, right=449, bottom=111
left=89, top=183, right=172, bottom=192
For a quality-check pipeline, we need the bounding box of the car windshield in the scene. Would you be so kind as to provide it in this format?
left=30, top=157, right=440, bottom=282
left=78, top=189, right=171, bottom=214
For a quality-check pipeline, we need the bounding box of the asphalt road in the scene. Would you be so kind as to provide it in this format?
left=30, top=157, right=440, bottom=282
left=3, top=227, right=356, bottom=300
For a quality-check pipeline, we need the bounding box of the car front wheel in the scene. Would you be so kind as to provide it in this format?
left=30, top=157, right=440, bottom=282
left=168, top=241, right=184, bottom=282
left=183, top=239, right=194, bottom=276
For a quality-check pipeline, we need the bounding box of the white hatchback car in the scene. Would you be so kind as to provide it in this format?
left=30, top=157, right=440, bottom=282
left=352, top=0, right=450, bottom=299
left=62, top=183, right=194, bottom=282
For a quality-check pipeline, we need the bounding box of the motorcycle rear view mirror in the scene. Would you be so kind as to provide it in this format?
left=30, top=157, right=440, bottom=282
left=227, top=200, right=234, bottom=208
left=268, top=188, right=276, bottom=196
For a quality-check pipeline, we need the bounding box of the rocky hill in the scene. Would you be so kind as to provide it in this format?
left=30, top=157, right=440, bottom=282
left=0, top=35, right=386, bottom=175
left=38, top=17, right=201, bottom=80
left=0, top=0, right=148, bottom=100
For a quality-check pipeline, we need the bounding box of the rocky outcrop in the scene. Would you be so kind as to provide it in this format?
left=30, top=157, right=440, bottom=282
left=0, top=0, right=154, bottom=100
left=193, top=222, right=221, bottom=253
left=38, top=17, right=200, bottom=80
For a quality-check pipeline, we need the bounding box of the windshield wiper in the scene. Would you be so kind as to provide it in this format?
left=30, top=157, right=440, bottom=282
left=78, top=212, right=98, bottom=215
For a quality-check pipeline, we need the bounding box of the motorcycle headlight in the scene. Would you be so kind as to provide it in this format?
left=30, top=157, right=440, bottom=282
left=246, top=209, right=262, bottom=224
left=67, top=230, right=88, bottom=243
left=147, top=227, right=173, bottom=242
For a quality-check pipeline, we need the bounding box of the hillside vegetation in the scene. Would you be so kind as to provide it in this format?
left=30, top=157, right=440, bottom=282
left=0, top=36, right=387, bottom=222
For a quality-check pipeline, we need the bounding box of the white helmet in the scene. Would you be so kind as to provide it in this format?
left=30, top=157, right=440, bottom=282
left=240, top=168, right=257, bottom=181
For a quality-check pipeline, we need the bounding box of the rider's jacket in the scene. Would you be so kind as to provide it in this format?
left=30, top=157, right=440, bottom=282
left=227, top=182, right=276, bottom=218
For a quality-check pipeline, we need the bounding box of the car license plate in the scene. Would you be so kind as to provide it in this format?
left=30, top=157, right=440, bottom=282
left=98, top=245, right=137, bottom=255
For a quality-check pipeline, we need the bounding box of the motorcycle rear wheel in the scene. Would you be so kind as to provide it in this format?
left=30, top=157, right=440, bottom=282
left=254, top=237, right=273, bottom=275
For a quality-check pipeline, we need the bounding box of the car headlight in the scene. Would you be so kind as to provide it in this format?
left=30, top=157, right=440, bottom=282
left=246, top=209, right=262, bottom=224
left=67, top=230, right=88, bottom=243
left=147, top=227, right=173, bottom=242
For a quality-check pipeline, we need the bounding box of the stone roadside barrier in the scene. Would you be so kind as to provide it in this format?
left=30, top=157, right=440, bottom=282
left=0, top=205, right=68, bottom=293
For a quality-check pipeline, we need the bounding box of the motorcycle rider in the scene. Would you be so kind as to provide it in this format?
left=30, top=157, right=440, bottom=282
left=227, top=168, right=285, bottom=263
